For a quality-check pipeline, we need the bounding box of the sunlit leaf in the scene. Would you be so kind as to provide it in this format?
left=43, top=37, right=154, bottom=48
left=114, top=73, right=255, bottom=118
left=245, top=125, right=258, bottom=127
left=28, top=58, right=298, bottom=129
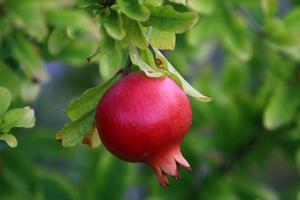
left=187, top=0, right=216, bottom=14
left=8, top=33, right=48, bottom=82
left=116, top=0, right=150, bottom=22
left=47, top=9, right=98, bottom=37
left=169, top=0, right=186, bottom=5
left=6, top=1, right=48, bottom=41
left=0, top=62, right=21, bottom=99
left=0, top=87, right=11, bottom=116
left=103, top=10, right=126, bottom=40
left=151, top=46, right=211, bottom=102
left=148, top=28, right=176, bottom=50
left=48, top=27, right=71, bottom=55
left=66, top=74, right=122, bottom=121
left=0, top=107, right=35, bottom=132
left=55, top=111, right=95, bottom=147
left=124, top=17, right=148, bottom=49
left=142, top=5, right=199, bottom=33
left=0, top=134, right=17, bottom=148
left=264, top=83, right=300, bottom=130
left=128, top=44, right=164, bottom=77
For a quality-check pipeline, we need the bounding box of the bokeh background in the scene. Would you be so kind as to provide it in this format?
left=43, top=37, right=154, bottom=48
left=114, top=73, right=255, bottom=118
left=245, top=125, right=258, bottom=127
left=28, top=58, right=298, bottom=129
left=1, top=0, right=300, bottom=199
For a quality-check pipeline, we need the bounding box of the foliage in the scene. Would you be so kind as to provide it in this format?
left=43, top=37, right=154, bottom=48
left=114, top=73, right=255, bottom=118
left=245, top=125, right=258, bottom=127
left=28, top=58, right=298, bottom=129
left=0, top=0, right=300, bottom=199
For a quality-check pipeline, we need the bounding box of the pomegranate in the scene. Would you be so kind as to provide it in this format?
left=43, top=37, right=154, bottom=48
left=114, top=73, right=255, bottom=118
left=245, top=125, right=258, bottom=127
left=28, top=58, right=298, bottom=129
left=95, top=72, right=192, bottom=186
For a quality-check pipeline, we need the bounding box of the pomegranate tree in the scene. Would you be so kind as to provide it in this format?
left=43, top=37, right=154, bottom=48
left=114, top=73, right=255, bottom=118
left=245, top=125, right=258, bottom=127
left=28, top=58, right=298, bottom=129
left=95, top=72, right=192, bottom=186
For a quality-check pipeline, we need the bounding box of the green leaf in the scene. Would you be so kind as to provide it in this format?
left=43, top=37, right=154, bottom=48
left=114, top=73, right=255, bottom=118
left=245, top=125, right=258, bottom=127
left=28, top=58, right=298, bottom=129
left=142, top=5, right=199, bottom=33
left=117, top=0, right=150, bottom=22
left=143, top=0, right=163, bottom=6
left=8, top=33, right=48, bottom=82
left=0, top=134, right=17, bottom=148
left=222, top=11, right=252, bottom=61
left=187, top=0, right=216, bottom=14
left=148, top=28, right=176, bottom=50
left=0, top=87, right=11, bottom=116
left=264, top=83, right=300, bottom=130
left=283, top=7, right=300, bottom=33
left=261, top=0, right=278, bottom=16
left=169, top=0, right=186, bottom=5
left=103, top=10, right=126, bottom=40
left=77, top=0, right=97, bottom=8
left=151, top=46, right=211, bottom=102
left=51, top=36, right=98, bottom=64
left=47, top=9, right=98, bottom=37
left=129, top=44, right=164, bottom=77
left=0, top=62, right=21, bottom=99
left=0, top=107, right=35, bottom=132
left=125, top=18, right=148, bottom=49
left=66, top=74, right=121, bottom=121
left=99, top=48, right=125, bottom=80
left=99, top=29, right=116, bottom=55
left=140, top=48, right=157, bottom=68
left=55, top=111, right=95, bottom=147
left=6, top=1, right=48, bottom=41
left=48, top=27, right=71, bottom=55
left=264, top=18, right=295, bottom=47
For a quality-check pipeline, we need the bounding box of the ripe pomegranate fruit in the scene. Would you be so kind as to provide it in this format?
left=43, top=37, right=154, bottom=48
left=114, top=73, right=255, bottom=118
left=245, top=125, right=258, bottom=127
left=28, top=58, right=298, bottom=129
left=95, top=72, right=192, bottom=186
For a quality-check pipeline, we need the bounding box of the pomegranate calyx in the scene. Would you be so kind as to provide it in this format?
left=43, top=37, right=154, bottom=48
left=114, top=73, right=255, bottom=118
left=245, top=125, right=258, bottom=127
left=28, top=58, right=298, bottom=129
left=146, top=144, right=191, bottom=187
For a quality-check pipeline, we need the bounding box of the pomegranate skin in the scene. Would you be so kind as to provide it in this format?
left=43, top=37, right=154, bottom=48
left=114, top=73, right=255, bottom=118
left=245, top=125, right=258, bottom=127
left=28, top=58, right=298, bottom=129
left=95, top=72, right=192, bottom=186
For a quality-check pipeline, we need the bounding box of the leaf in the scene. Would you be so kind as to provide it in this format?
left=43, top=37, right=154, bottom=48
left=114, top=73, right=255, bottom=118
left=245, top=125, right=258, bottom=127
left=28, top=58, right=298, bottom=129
left=99, top=29, right=116, bottom=55
left=0, top=62, right=22, bottom=99
left=20, top=82, right=41, bottom=103
left=47, top=9, right=98, bottom=38
left=187, top=0, right=216, bottom=14
left=124, top=17, right=148, bottom=49
left=66, top=74, right=121, bottom=121
left=99, top=49, right=125, bottom=80
left=151, top=46, right=211, bottom=102
left=0, top=87, right=11, bottom=116
left=116, top=0, right=150, bottom=22
left=55, top=111, right=95, bottom=147
left=51, top=36, right=98, bottom=65
left=82, top=124, right=101, bottom=148
left=222, top=10, right=252, bottom=61
left=77, top=0, right=97, bottom=8
left=0, top=107, right=35, bottom=132
left=169, top=0, right=186, bottom=5
left=48, top=27, right=71, bottom=55
left=263, top=83, right=300, bottom=130
left=129, top=44, right=164, bottom=77
left=8, top=33, right=48, bottom=82
left=103, top=10, right=126, bottom=40
left=148, top=28, right=176, bottom=50
left=264, top=18, right=295, bottom=48
left=283, top=7, right=300, bottom=33
left=140, top=48, right=157, bottom=68
left=261, top=0, right=278, bottom=16
left=142, top=5, right=199, bottom=33
left=0, top=134, right=17, bottom=148
left=6, top=1, right=48, bottom=41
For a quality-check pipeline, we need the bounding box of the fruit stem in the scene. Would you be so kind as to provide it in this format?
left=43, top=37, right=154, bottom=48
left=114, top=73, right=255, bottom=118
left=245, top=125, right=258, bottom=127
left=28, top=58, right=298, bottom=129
left=122, top=58, right=132, bottom=77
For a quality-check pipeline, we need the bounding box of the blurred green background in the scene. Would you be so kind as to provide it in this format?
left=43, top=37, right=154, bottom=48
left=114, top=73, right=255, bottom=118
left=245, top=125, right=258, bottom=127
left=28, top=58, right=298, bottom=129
left=1, top=0, right=300, bottom=199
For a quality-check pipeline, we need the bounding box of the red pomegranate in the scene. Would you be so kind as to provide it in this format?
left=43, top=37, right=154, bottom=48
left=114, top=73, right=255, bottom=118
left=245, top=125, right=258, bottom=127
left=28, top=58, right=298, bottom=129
left=95, top=72, right=192, bottom=186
